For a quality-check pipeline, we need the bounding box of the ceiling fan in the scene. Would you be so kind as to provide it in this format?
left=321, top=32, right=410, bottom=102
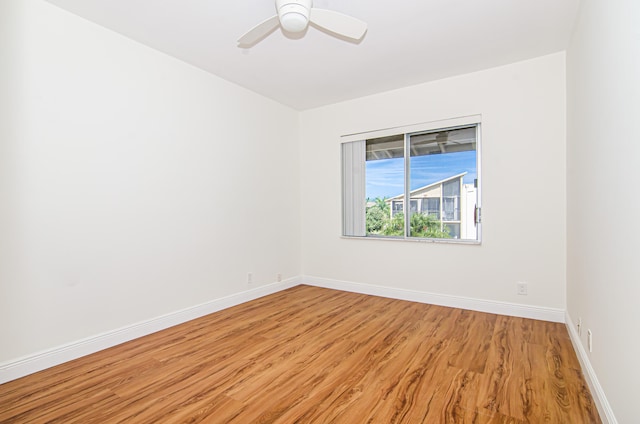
left=238, top=0, right=367, bottom=46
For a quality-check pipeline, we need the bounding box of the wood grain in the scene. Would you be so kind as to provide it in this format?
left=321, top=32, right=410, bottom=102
left=0, top=285, right=601, bottom=423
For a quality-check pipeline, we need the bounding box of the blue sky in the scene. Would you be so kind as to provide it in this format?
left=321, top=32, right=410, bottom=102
left=366, top=151, right=477, bottom=199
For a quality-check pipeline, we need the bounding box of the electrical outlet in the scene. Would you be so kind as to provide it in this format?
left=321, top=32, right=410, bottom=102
left=587, top=329, right=593, bottom=352
left=276, top=273, right=282, bottom=282
left=516, top=282, right=528, bottom=295
left=577, top=317, right=582, bottom=336
left=247, top=272, right=253, bottom=284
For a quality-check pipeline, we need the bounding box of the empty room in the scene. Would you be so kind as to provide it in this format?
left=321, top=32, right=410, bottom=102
left=0, top=0, right=637, bottom=422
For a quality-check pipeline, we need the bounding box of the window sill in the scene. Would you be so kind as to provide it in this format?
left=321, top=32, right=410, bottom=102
left=340, top=235, right=481, bottom=245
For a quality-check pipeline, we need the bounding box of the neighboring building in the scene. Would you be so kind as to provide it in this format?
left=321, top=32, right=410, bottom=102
left=385, top=173, right=477, bottom=239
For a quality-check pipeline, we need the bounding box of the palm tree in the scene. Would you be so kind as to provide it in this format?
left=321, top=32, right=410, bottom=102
left=374, top=197, right=390, bottom=215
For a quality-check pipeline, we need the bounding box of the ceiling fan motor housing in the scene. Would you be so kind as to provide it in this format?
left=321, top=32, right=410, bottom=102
left=276, top=0, right=312, bottom=33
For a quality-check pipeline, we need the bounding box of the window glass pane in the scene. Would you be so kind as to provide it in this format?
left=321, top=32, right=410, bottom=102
left=445, top=223, right=461, bottom=239
left=443, top=180, right=460, bottom=196
left=392, top=201, right=403, bottom=215
left=365, top=135, right=404, bottom=237
left=421, top=198, right=440, bottom=219
left=408, top=126, right=477, bottom=240
left=443, top=197, right=459, bottom=221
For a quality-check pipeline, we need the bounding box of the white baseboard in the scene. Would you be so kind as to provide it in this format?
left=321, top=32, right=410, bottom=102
left=302, top=276, right=566, bottom=323
left=2, top=275, right=613, bottom=423
left=0, top=276, right=568, bottom=386
left=0, top=277, right=301, bottom=385
left=565, top=313, right=617, bottom=424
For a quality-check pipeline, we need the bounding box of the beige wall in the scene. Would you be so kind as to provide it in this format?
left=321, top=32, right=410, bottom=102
left=0, top=0, right=301, bottom=362
left=567, top=0, right=640, bottom=422
left=300, top=52, right=567, bottom=308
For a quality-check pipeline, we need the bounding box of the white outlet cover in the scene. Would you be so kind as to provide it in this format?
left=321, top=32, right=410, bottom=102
left=517, top=282, right=528, bottom=295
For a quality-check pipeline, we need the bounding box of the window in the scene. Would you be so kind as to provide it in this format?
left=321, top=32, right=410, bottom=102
left=392, top=200, right=403, bottom=216
left=342, top=119, right=481, bottom=242
left=422, top=198, right=440, bottom=219
left=442, top=179, right=460, bottom=221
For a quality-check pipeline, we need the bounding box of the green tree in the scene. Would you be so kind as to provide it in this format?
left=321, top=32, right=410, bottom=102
left=409, top=212, right=450, bottom=238
left=374, top=197, right=390, bottom=215
left=366, top=197, right=391, bottom=234
left=382, top=211, right=405, bottom=236
left=381, top=211, right=450, bottom=238
left=366, top=205, right=386, bottom=233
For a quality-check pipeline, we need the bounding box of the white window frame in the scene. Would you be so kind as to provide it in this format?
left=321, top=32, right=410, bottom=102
left=341, top=115, right=482, bottom=244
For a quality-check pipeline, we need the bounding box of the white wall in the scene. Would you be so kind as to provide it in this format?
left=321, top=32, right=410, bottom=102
left=300, top=53, right=567, bottom=309
left=0, top=0, right=300, bottom=363
left=2, top=4, right=632, bottom=420
left=567, top=0, right=640, bottom=422
left=0, top=1, right=24, bottom=363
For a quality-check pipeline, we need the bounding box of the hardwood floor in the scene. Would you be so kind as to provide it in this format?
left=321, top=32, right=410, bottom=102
left=0, top=285, right=601, bottom=423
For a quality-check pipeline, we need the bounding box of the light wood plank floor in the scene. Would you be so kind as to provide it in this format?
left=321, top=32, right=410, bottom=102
left=0, top=285, right=601, bottom=423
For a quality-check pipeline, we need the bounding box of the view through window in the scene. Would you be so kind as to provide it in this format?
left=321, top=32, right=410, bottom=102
left=360, top=125, right=479, bottom=241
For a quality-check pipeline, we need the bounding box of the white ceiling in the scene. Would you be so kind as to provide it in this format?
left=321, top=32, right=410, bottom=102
left=45, top=0, right=580, bottom=110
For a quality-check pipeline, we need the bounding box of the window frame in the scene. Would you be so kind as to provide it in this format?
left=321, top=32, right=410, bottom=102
left=341, top=116, right=482, bottom=244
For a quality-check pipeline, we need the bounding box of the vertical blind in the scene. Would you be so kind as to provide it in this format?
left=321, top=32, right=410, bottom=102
left=341, top=140, right=366, bottom=236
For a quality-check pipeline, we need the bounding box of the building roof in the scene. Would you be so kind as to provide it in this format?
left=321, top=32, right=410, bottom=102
left=386, top=172, right=468, bottom=201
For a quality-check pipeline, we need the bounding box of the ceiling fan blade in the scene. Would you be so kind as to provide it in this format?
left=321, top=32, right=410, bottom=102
left=309, top=8, right=367, bottom=41
left=237, top=15, right=280, bottom=46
